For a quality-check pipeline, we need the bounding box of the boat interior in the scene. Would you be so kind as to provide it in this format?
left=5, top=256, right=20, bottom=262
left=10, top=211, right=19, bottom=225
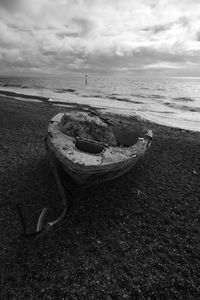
left=112, top=126, right=140, bottom=147
left=74, top=126, right=140, bottom=155
left=75, top=139, right=105, bottom=155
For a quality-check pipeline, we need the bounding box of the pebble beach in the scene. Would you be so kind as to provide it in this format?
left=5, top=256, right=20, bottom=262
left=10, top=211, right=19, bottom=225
left=0, top=96, right=200, bottom=299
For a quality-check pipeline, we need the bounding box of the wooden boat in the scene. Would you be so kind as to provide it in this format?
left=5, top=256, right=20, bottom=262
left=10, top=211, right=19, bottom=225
left=46, top=111, right=153, bottom=185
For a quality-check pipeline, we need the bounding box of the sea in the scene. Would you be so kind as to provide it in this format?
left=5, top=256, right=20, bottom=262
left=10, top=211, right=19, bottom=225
left=0, top=74, right=200, bottom=132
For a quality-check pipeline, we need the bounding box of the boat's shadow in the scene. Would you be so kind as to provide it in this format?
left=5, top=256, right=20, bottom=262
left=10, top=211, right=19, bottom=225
left=56, top=158, right=145, bottom=231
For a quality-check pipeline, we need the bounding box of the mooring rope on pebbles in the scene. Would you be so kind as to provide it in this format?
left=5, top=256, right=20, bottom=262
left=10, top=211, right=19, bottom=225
left=17, top=138, right=71, bottom=238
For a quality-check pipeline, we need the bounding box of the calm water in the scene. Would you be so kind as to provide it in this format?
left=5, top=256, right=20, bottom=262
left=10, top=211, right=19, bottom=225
left=0, top=75, right=200, bottom=131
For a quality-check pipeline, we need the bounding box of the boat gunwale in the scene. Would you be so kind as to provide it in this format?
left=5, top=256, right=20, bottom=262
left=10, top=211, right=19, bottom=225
left=46, top=133, right=144, bottom=174
left=47, top=140, right=139, bottom=175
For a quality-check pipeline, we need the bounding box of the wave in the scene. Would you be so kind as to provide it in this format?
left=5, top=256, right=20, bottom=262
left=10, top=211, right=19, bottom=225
left=107, top=95, right=132, bottom=102
left=131, top=94, right=147, bottom=98
left=2, top=83, right=23, bottom=88
left=172, top=97, right=194, bottom=102
left=0, top=83, right=30, bottom=89
left=49, top=100, right=101, bottom=111
left=80, top=93, right=142, bottom=104
left=55, top=88, right=76, bottom=93
left=164, top=101, right=200, bottom=112
left=141, top=109, right=174, bottom=114
left=81, top=94, right=105, bottom=99
left=0, top=90, right=50, bottom=102
left=150, top=94, right=165, bottom=99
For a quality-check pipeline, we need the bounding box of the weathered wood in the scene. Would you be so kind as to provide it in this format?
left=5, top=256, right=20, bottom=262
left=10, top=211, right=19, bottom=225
left=46, top=112, right=153, bottom=184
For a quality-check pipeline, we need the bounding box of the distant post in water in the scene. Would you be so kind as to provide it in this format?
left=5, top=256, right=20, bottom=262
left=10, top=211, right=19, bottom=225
left=85, top=74, right=88, bottom=85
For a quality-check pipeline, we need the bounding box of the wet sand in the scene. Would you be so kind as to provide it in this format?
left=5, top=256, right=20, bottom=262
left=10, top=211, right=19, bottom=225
left=0, top=96, right=200, bottom=299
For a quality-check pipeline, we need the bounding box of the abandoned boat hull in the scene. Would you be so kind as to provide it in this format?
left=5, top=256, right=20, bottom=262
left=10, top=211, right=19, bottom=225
left=61, top=158, right=139, bottom=184
left=47, top=140, right=141, bottom=184
left=46, top=112, right=153, bottom=185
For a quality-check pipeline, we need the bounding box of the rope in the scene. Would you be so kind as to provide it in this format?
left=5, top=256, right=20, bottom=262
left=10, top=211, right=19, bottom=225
left=17, top=138, right=71, bottom=238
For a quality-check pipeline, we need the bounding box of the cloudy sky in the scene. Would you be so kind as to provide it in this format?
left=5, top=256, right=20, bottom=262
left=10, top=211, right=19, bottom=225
left=0, top=0, right=200, bottom=76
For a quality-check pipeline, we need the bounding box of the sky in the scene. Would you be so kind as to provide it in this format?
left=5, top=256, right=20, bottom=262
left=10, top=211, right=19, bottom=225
left=0, top=0, right=200, bottom=77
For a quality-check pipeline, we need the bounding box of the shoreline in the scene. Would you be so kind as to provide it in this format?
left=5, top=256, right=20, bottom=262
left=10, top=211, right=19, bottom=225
left=0, top=89, right=199, bottom=133
left=0, top=95, right=200, bottom=299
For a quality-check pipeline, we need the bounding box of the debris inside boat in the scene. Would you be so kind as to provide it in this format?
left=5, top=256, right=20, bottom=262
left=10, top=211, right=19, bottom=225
left=59, top=111, right=117, bottom=146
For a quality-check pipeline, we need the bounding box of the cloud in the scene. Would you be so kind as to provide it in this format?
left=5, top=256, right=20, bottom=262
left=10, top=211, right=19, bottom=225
left=0, top=0, right=22, bottom=11
left=0, top=0, right=200, bottom=75
left=0, top=0, right=47, bottom=14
